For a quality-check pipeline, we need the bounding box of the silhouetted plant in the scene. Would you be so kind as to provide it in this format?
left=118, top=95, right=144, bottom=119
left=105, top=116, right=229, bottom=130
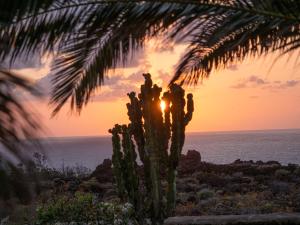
left=0, top=0, right=299, bottom=113
left=35, top=192, right=137, bottom=225
left=109, top=74, right=194, bottom=225
left=0, top=70, right=42, bottom=203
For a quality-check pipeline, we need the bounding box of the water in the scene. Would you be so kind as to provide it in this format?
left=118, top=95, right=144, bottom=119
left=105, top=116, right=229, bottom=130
left=32, top=129, right=300, bottom=169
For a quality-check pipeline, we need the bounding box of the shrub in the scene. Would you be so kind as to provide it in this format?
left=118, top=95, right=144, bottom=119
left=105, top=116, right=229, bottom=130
left=197, top=189, right=215, bottom=200
left=32, top=152, right=91, bottom=180
left=275, top=169, right=290, bottom=179
left=35, top=193, right=137, bottom=225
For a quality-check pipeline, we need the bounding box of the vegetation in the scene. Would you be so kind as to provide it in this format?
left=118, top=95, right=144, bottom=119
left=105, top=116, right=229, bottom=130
left=0, top=0, right=299, bottom=202
left=35, top=192, right=137, bottom=225
left=0, top=0, right=299, bottom=222
left=0, top=0, right=299, bottom=113
left=109, top=74, right=193, bottom=224
left=0, top=70, right=42, bottom=203
left=32, top=152, right=91, bottom=180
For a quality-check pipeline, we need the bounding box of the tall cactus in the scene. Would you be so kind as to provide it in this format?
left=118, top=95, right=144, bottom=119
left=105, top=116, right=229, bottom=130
left=110, top=74, right=194, bottom=224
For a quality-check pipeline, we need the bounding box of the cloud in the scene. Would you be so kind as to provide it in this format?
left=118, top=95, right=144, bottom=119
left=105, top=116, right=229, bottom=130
left=231, top=82, right=247, bottom=89
left=281, top=80, right=299, bottom=88
left=91, top=83, right=138, bottom=102
left=248, top=75, right=267, bottom=85
left=231, top=75, right=299, bottom=91
left=23, top=41, right=174, bottom=103
left=33, top=69, right=148, bottom=103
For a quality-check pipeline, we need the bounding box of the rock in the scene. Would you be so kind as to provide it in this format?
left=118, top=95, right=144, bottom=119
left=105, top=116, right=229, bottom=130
left=90, top=159, right=113, bottom=183
left=179, top=150, right=201, bottom=174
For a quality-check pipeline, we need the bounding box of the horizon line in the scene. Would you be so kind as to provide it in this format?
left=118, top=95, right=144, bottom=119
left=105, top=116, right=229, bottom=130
left=42, top=127, right=300, bottom=139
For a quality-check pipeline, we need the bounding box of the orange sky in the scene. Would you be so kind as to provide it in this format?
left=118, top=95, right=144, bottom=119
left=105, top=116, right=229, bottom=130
left=16, top=41, right=300, bottom=137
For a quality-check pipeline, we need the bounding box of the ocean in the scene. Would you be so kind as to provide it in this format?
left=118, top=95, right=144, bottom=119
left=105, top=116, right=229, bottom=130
left=37, top=129, right=300, bottom=169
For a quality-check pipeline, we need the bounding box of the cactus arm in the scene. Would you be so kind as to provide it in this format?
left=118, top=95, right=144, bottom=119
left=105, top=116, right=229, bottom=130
left=184, top=93, right=194, bottom=126
left=109, top=125, right=126, bottom=200
left=127, top=92, right=145, bottom=162
left=120, top=125, right=140, bottom=212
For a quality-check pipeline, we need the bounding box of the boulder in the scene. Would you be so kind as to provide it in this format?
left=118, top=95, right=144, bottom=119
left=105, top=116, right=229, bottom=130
left=90, top=159, right=113, bottom=183
left=178, top=150, right=201, bottom=175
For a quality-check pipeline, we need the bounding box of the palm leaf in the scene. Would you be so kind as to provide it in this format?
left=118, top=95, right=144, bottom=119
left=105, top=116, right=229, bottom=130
left=0, top=0, right=299, bottom=113
left=0, top=69, right=42, bottom=202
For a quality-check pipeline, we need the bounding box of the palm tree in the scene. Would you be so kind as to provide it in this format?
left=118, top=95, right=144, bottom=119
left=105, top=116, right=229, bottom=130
left=0, top=0, right=299, bottom=115
left=0, top=5, right=42, bottom=202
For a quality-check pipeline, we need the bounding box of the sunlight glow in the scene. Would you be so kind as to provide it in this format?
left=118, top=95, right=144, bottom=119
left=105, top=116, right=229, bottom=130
left=160, top=100, right=166, bottom=112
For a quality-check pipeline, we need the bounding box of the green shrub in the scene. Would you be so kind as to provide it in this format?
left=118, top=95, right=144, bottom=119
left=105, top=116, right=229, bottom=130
left=35, top=192, right=137, bottom=225
left=197, top=189, right=215, bottom=200
left=260, top=202, right=275, bottom=213
left=275, top=169, right=290, bottom=178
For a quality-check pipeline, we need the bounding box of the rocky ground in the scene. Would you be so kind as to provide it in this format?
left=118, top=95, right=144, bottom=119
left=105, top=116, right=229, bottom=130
left=46, top=150, right=300, bottom=216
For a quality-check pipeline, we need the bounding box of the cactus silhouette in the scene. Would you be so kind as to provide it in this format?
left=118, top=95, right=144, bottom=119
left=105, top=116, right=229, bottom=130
left=109, top=74, right=194, bottom=225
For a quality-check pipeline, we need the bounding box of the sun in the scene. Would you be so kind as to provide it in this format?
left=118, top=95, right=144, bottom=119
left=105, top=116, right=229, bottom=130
left=160, top=100, right=166, bottom=112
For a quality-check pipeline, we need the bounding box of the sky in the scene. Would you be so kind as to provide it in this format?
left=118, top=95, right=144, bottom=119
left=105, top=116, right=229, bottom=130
left=14, top=40, right=300, bottom=137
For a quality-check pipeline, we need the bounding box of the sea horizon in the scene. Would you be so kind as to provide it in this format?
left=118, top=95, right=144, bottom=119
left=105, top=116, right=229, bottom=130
left=32, top=128, right=300, bottom=169
left=41, top=127, right=300, bottom=139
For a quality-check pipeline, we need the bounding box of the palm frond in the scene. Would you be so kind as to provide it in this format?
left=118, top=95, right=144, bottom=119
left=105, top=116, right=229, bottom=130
left=0, top=69, right=42, bottom=202
left=0, top=0, right=299, bottom=112
left=173, top=0, right=300, bottom=84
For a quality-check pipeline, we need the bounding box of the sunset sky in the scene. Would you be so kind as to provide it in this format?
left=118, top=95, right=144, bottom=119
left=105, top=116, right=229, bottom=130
left=15, top=40, right=300, bottom=137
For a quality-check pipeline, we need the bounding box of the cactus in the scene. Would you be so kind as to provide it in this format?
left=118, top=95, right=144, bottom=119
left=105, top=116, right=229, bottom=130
left=109, top=74, right=194, bottom=224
